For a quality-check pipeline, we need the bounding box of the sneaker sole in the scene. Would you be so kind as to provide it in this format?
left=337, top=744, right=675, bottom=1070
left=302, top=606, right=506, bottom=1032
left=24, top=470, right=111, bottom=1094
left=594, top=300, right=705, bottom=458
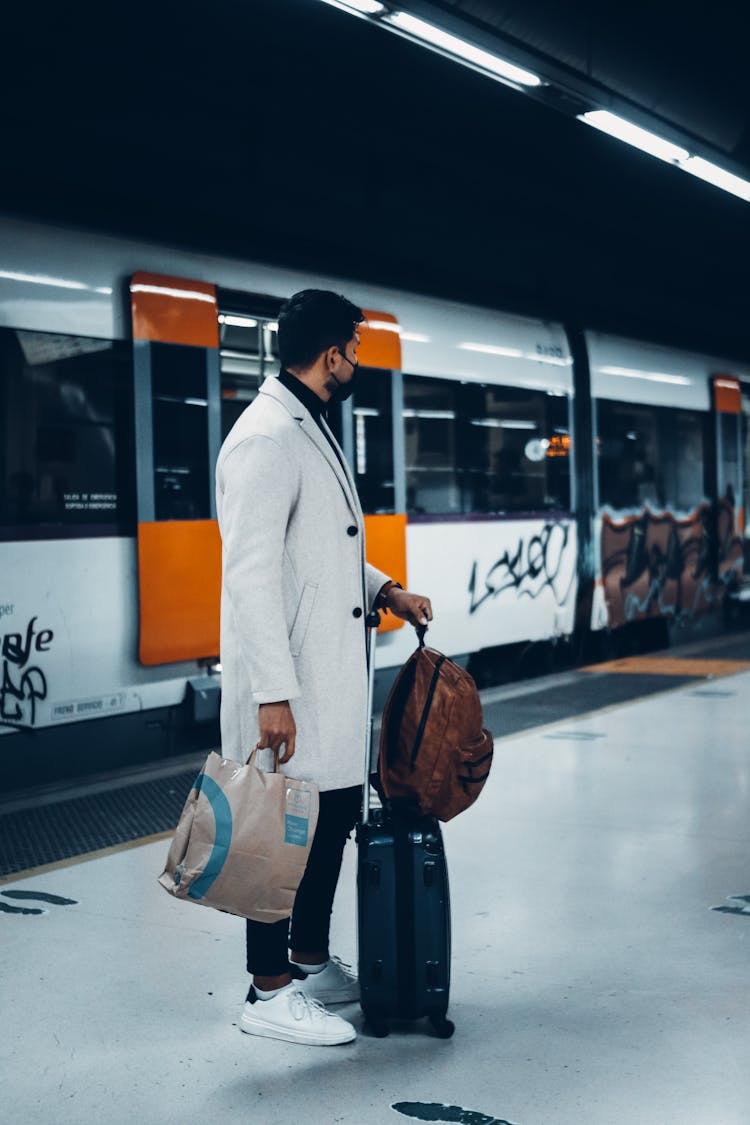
left=240, top=1014, right=356, bottom=1046
left=305, top=989, right=360, bottom=1006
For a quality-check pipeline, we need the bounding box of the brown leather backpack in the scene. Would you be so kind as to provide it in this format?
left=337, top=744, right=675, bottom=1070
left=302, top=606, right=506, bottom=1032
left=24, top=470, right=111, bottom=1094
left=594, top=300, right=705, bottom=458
left=378, top=633, right=493, bottom=822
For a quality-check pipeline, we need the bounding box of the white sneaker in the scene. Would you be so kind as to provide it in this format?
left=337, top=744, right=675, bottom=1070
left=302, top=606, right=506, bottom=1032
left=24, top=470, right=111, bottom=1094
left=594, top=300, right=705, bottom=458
left=293, top=957, right=360, bottom=1005
left=240, top=985, right=356, bottom=1046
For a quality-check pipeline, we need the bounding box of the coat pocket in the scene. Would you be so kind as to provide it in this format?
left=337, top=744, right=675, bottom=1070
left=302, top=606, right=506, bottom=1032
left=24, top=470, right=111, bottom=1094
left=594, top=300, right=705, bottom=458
left=289, top=582, right=318, bottom=657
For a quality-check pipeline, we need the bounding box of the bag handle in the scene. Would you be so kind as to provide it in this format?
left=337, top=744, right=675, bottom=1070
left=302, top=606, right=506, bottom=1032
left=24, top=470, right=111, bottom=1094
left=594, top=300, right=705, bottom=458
left=416, top=624, right=428, bottom=648
left=245, top=747, right=281, bottom=773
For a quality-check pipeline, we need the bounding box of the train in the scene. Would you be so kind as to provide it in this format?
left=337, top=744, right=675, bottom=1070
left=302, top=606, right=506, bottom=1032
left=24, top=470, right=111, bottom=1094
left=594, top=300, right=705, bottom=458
left=2, top=214, right=749, bottom=788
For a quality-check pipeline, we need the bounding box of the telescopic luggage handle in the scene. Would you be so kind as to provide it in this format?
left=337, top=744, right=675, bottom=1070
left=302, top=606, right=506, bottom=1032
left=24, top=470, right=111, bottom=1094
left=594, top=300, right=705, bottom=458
left=362, top=610, right=381, bottom=824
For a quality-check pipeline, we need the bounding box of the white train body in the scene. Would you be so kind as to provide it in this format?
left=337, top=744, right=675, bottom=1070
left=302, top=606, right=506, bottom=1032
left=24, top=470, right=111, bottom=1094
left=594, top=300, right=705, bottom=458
left=1, top=216, right=747, bottom=782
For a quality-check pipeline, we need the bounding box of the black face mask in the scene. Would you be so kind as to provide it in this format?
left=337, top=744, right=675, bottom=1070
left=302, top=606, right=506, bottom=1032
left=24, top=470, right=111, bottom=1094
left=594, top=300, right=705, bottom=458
left=329, top=353, right=359, bottom=403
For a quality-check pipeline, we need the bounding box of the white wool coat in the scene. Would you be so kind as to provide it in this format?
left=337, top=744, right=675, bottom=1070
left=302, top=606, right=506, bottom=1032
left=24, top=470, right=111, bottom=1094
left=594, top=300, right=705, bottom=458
left=215, top=376, right=390, bottom=791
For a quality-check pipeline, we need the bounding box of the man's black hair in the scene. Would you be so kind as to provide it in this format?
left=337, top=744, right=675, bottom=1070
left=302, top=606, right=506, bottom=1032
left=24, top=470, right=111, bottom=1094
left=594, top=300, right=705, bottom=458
left=278, top=289, right=365, bottom=370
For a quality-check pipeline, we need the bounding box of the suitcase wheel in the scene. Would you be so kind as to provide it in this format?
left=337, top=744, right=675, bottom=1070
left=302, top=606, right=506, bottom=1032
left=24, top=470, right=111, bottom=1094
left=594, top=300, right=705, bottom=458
left=429, top=1013, right=455, bottom=1039
left=363, top=1008, right=390, bottom=1038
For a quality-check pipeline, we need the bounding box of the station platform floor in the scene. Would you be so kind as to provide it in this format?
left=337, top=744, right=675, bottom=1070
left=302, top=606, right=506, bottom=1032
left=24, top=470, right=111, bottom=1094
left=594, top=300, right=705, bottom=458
left=2, top=632, right=750, bottom=1125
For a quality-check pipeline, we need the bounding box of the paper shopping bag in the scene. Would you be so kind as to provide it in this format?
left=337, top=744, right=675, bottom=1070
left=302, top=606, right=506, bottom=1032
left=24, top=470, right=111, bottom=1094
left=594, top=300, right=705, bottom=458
left=158, top=750, right=319, bottom=922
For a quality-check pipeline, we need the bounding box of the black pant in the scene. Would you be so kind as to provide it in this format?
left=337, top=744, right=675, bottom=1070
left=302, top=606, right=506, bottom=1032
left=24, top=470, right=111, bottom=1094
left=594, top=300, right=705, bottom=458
left=246, top=784, right=361, bottom=976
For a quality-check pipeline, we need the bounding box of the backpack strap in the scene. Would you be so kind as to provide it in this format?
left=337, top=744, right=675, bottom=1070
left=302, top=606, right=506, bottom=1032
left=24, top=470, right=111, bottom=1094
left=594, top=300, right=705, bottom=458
left=410, top=655, right=446, bottom=769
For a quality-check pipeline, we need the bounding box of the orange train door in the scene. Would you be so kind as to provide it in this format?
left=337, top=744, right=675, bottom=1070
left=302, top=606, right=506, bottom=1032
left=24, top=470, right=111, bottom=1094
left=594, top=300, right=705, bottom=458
left=130, top=275, right=407, bottom=665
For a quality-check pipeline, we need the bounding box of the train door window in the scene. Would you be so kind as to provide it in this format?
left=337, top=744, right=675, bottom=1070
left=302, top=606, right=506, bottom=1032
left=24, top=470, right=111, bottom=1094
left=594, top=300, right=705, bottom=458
left=0, top=328, right=134, bottom=537
left=459, top=384, right=571, bottom=513
left=219, top=312, right=279, bottom=439
left=742, top=391, right=746, bottom=558
left=216, top=308, right=346, bottom=450
left=717, top=411, right=741, bottom=507
left=350, top=369, right=395, bottom=513
left=597, top=400, right=707, bottom=512
left=403, top=376, right=460, bottom=514
left=152, top=343, right=210, bottom=520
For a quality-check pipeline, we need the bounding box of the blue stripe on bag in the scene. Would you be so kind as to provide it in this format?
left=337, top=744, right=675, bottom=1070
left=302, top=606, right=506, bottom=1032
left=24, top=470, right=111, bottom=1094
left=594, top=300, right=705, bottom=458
left=187, top=772, right=233, bottom=900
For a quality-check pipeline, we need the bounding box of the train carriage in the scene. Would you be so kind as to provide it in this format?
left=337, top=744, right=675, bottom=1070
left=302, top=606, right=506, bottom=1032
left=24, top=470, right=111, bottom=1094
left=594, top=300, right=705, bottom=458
left=1, top=215, right=748, bottom=787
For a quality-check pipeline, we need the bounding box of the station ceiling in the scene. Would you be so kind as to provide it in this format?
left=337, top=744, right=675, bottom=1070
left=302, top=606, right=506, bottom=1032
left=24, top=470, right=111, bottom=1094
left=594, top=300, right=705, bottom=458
left=1, top=0, right=749, bottom=361
left=418, top=0, right=750, bottom=160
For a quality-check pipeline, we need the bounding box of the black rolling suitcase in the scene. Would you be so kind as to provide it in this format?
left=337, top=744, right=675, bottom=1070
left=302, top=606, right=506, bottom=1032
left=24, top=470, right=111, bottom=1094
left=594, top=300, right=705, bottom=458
left=356, top=611, right=454, bottom=1039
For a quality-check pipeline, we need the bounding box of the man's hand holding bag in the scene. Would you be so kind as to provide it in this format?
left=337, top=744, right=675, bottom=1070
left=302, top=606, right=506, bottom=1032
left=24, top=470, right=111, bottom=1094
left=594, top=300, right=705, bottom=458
left=158, top=749, right=319, bottom=922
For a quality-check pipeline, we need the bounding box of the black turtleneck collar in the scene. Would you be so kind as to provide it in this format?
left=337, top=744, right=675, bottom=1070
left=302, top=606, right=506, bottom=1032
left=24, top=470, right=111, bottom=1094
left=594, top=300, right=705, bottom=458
left=276, top=368, right=346, bottom=471
left=277, top=368, right=328, bottom=422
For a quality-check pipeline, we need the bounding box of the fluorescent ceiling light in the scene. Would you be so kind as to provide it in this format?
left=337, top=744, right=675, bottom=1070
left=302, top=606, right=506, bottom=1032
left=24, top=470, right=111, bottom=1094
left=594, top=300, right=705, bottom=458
left=681, top=156, right=750, bottom=202
left=220, top=314, right=258, bottom=328
left=385, top=12, right=541, bottom=88
left=353, top=407, right=380, bottom=416
left=403, top=409, right=456, bottom=419
left=220, top=349, right=259, bottom=360
left=265, top=321, right=279, bottom=332
left=400, top=331, right=431, bottom=343
left=471, top=418, right=538, bottom=428
left=578, top=110, right=689, bottom=165
left=600, top=365, right=691, bottom=386
left=458, top=342, right=524, bottom=357
left=319, top=0, right=385, bottom=13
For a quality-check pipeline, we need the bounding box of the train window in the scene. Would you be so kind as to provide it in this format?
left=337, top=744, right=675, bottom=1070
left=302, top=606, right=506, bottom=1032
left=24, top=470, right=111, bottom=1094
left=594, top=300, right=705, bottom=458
left=351, top=369, right=395, bottom=513
left=219, top=313, right=279, bottom=439
left=151, top=343, right=210, bottom=520
left=216, top=309, right=347, bottom=456
left=403, top=375, right=571, bottom=515
left=597, top=400, right=707, bottom=512
left=0, top=328, right=134, bottom=537
left=460, top=383, right=571, bottom=514
left=404, top=377, right=461, bottom=514
left=718, top=411, right=740, bottom=506
left=742, top=395, right=750, bottom=530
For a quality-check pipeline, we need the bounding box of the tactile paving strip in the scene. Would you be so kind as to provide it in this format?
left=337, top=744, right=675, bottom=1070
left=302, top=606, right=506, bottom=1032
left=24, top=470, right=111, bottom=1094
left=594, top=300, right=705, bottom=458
left=0, top=768, right=197, bottom=878
left=482, top=671, right=695, bottom=740
left=0, top=661, right=733, bottom=879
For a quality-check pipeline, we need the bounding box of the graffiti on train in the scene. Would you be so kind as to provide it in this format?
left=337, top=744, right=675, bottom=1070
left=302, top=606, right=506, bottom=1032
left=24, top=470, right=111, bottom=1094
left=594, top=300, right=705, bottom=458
left=0, top=616, right=53, bottom=730
left=601, top=502, right=743, bottom=629
left=469, top=521, right=576, bottom=614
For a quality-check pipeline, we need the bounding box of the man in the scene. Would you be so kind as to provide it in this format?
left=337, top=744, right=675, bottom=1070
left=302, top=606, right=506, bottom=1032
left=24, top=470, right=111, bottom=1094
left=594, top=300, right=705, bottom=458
left=215, top=289, right=433, bottom=1046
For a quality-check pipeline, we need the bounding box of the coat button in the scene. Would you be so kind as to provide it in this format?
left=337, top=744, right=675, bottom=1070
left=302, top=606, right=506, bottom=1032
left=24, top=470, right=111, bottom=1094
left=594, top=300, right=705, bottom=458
left=347, top=525, right=358, bottom=536
left=352, top=607, right=363, bottom=618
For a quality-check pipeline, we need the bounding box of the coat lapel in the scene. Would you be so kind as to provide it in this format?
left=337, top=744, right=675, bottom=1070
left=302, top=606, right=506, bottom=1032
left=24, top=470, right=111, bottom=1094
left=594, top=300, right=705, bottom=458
left=258, top=377, right=361, bottom=521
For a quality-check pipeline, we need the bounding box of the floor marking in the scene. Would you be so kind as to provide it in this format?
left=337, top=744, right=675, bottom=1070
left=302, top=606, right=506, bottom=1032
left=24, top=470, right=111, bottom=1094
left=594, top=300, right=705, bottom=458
left=543, top=730, right=605, bottom=742
left=0, top=830, right=174, bottom=885
left=392, top=1103, right=518, bottom=1125
left=1, top=890, right=77, bottom=905
left=493, top=677, right=697, bottom=748
left=0, top=901, right=46, bottom=915
left=712, top=894, right=750, bottom=917
left=580, top=656, right=750, bottom=677
left=689, top=688, right=736, bottom=697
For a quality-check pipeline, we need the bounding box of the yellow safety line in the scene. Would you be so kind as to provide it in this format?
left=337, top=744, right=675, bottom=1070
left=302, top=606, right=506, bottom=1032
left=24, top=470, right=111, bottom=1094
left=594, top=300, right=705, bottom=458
left=0, top=830, right=174, bottom=886
left=579, top=656, right=750, bottom=676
